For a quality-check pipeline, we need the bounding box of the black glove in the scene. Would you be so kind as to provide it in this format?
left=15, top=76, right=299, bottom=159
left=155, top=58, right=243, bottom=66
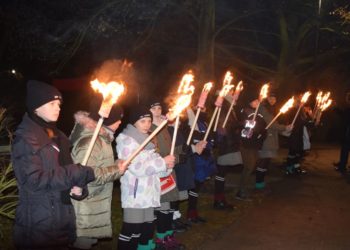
left=182, top=144, right=191, bottom=154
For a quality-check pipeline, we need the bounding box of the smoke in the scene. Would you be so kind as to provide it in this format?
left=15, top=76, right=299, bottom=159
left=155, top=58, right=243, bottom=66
left=90, top=59, right=138, bottom=104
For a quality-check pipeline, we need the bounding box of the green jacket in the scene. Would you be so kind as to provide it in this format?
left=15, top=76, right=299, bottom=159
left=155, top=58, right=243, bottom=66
left=70, top=111, right=122, bottom=239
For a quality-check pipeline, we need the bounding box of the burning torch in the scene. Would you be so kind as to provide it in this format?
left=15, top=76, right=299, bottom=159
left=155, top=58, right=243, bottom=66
left=123, top=72, right=195, bottom=167
left=291, top=91, right=311, bottom=127
left=81, top=79, right=125, bottom=165
left=222, top=81, right=243, bottom=129
left=265, top=97, right=294, bottom=129
left=186, top=82, right=213, bottom=145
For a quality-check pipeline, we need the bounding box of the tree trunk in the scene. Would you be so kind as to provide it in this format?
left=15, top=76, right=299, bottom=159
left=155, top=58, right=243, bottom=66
left=197, top=0, right=215, bottom=83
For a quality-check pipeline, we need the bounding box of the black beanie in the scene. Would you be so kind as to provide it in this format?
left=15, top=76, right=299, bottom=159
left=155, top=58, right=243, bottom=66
left=26, top=80, right=62, bottom=112
left=148, top=99, right=163, bottom=109
left=129, top=105, right=153, bottom=125
left=89, top=95, right=124, bottom=126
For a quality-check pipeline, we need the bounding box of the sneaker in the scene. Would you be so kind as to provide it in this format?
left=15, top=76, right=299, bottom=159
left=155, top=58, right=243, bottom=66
left=235, top=191, right=252, bottom=202
left=187, top=216, right=207, bottom=225
left=213, top=200, right=235, bottom=210
left=172, top=219, right=188, bottom=233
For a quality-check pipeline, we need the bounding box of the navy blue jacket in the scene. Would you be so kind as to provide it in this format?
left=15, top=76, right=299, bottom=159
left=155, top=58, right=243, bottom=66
left=11, top=114, right=95, bottom=249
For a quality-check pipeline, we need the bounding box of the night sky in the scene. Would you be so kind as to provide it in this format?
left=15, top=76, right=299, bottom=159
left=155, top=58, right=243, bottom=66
left=0, top=0, right=349, bottom=135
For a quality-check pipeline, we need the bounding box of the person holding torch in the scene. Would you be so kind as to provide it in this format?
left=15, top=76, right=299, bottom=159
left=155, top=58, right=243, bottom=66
left=116, top=105, right=176, bottom=250
left=235, top=85, right=267, bottom=201
left=285, top=90, right=314, bottom=175
left=69, top=95, right=127, bottom=250
left=254, top=91, right=293, bottom=194
left=12, top=81, right=96, bottom=249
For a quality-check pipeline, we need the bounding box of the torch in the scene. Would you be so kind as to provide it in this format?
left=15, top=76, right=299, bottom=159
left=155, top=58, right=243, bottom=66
left=170, top=72, right=195, bottom=155
left=265, top=97, right=294, bottom=129
left=203, top=76, right=234, bottom=141
left=314, top=91, right=330, bottom=120
left=312, top=91, right=322, bottom=118
left=222, top=81, right=243, bottom=129
left=315, top=97, right=332, bottom=125
left=186, top=82, right=213, bottom=145
left=81, top=79, right=125, bottom=165
left=252, top=83, right=269, bottom=122
left=123, top=72, right=195, bottom=167
left=291, top=91, right=311, bottom=127
left=214, top=71, right=234, bottom=132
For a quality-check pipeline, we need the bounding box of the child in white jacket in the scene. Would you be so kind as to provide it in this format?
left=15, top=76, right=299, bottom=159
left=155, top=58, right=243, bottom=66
left=116, top=106, right=175, bottom=250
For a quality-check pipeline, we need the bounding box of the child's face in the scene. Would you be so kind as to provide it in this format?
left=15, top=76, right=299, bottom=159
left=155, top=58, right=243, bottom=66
left=150, top=106, right=162, bottom=119
left=35, top=100, right=61, bottom=122
left=267, top=96, right=276, bottom=106
left=249, top=99, right=259, bottom=109
left=134, top=117, right=152, bottom=134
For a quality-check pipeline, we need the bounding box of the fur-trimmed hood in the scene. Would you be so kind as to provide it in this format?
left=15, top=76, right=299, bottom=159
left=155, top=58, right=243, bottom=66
left=70, top=111, right=114, bottom=144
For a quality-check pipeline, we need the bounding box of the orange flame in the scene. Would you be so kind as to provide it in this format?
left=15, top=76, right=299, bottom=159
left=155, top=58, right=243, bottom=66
left=219, top=84, right=234, bottom=97
left=259, top=83, right=269, bottom=101
left=235, top=81, right=244, bottom=93
left=91, top=79, right=125, bottom=105
left=318, top=91, right=331, bottom=109
left=280, top=97, right=294, bottom=113
left=316, top=91, right=323, bottom=104
left=170, top=72, right=195, bottom=119
left=321, top=99, right=332, bottom=111
left=203, top=82, right=213, bottom=92
left=223, top=71, right=233, bottom=86
left=301, top=91, right=311, bottom=103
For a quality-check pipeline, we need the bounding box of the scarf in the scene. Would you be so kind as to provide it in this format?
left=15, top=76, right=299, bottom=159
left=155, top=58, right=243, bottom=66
left=122, top=124, right=155, bottom=150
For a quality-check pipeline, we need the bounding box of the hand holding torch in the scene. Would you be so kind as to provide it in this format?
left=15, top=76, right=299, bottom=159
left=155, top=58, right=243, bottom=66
left=265, top=97, right=294, bottom=129
left=291, top=91, right=311, bottom=127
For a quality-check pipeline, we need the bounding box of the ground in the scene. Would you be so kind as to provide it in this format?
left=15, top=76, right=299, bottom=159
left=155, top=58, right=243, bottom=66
left=1, top=144, right=349, bottom=250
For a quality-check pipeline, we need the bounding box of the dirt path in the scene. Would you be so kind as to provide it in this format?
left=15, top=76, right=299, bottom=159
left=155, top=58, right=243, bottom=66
left=200, top=145, right=350, bottom=250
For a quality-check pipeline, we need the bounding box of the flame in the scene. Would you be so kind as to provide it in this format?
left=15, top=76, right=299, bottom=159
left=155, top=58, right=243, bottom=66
left=259, top=83, right=269, bottom=100
left=90, top=79, right=125, bottom=105
left=203, top=82, right=213, bottom=92
left=170, top=72, right=195, bottom=119
left=235, top=81, right=244, bottom=92
left=280, top=97, right=294, bottom=113
left=318, top=91, right=331, bottom=110
left=219, top=84, right=234, bottom=97
left=301, top=91, right=311, bottom=103
left=223, top=71, right=233, bottom=86
left=316, top=91, right=323, bottom=104
left=178, top=72, right=194, bottom=94
left=321, top=99, right=332, bottom=111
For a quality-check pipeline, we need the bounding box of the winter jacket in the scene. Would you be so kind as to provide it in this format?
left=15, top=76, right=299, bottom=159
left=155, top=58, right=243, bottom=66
left=287, top=107, right=313, bottom=153
left=259, top=104, right=286, bottom=158
left=116, top=124, right=170, bottom=208
left=11, top=114, right=95, bottom=249
left=69, top=111, right=123, bottom=239
left=239, top=106, right=267, bottom=149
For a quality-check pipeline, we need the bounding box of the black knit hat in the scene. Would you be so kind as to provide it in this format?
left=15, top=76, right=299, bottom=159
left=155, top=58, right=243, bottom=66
left=26, top=80, right=62, bottom=112
left=148, top=99, right=163, bottom=109
left=89, top=95, right=124, bottom=126
left=129, top=105, right=153, bottom=125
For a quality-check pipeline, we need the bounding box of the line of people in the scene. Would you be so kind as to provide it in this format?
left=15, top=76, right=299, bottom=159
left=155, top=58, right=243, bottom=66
left=12, top=80, right=316, bottom=250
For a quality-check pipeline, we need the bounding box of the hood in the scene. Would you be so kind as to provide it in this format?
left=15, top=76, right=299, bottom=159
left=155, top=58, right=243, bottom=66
left=70, top=111, right=114, bottom=144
